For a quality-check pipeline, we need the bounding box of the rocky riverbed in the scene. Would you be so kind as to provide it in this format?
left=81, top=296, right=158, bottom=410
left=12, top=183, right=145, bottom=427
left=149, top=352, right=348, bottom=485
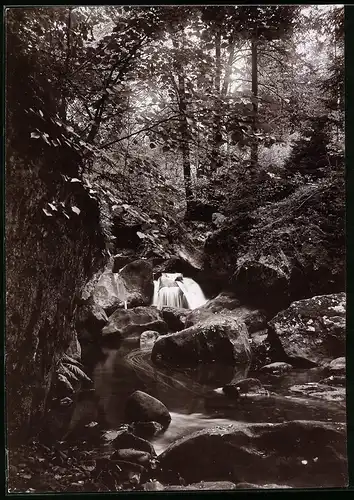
left=7, top=259, right=348, bottom=492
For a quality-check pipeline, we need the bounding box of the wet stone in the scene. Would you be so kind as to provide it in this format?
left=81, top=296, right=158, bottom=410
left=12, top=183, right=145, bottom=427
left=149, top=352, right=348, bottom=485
left=260, top=362, right=293, bottom=375
left=112, top=430, right=156, bottom=455
left=129, top=421, right=164, bottom=440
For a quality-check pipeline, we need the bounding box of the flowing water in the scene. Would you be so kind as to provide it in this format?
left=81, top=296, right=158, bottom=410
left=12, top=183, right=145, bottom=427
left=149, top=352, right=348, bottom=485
left=89, top=340, right=346, bottom=456
left=153, top=274, right=207, bottom=310
left=69, top=281, right=346, bottom=487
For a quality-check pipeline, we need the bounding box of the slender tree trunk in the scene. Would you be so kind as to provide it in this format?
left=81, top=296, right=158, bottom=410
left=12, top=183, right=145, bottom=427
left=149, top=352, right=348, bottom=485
left=171, top=34, right=193, bottom=211
left=222, top=42, right=235, bottom=96
left=210, top=28, right=222, bottom=173
left=86, top=95, right=107, bottom=143
left=177, top=72, right=193, bottom=207
left=251, top=37, right=259, bottom=167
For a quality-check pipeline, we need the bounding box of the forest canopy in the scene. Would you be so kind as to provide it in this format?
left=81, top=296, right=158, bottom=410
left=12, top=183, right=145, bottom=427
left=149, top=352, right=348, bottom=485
left=6, top=5, right=344, bottom=217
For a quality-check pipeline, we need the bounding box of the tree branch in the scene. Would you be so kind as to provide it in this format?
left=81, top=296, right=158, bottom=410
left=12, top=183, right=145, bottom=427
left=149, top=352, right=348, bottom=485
left=98, top=114, right=182, bottom=149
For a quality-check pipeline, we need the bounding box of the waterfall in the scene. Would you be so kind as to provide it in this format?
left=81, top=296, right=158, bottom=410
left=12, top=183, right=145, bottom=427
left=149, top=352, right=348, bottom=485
left=153, top=273, right=207, bottom=310
left=176, top=277, right=207, bottom=310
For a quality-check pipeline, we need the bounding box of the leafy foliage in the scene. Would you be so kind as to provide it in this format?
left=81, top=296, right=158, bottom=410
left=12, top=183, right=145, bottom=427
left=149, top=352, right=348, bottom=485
left=55, top=354, right=92, bottom=394
left=285, top=115, right=343, bottom=179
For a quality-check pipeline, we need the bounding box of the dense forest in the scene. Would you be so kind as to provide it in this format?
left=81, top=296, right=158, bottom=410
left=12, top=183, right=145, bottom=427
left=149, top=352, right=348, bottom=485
left=6, top=5, right=346, bottom=493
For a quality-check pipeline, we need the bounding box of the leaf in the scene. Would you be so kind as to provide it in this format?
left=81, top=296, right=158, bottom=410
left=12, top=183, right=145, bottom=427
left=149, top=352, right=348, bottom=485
left=65, top=362, right=92, bottom=383
left=62, top=353, right=83, bottom=367
left=48, top=203, right=58, bottom=211
left=57, top=373, right=74, bottom=392
left=63, top=212, right=70, bottom=219
left=136, top=231, right=146, bottom=239
left=59, top=364, right=79, bottom=382
left=42, top=208, right=53, bottom=217
left=31, top=131, right=41, bottom=139
left=70, top=178, right=81, bottom=183
left=71, top=206, right=81, bottom=215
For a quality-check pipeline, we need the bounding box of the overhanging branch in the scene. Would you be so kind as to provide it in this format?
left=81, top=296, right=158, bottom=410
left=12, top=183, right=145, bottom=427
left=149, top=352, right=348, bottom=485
left=98, top=114, right=182, bottom=149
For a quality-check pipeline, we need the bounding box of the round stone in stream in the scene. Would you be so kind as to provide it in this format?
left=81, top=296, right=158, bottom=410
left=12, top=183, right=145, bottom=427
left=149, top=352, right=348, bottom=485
left=124, top=390, right=171, bottom=429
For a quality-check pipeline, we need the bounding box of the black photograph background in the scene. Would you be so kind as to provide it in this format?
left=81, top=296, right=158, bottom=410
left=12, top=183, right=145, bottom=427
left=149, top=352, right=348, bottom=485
left=4, top=4, right=349, bottom=493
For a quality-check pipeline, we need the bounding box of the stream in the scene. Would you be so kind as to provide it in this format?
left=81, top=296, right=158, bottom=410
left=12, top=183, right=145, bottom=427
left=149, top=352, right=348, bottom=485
left=65, top=275, right=346, bottom=488
left=88, top=339, right=346, bottom=456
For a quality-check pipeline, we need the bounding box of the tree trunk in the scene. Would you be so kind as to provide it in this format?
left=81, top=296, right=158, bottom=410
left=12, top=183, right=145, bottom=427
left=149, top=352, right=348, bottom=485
left=210, top=28, right=222, bottom=173
left=86, top=95, right=107, bottom=143
left=171, top=34, right=193, bottom=210
left=251, top=38, right=259, bottom=167
left=222, top=41, right=235, bottom=96
left=177, top=72, right=193, bottom=207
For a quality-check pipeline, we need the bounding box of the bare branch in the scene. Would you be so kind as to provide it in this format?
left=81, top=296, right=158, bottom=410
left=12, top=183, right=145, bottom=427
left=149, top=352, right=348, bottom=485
left=98, top=114, right=182, bottom=149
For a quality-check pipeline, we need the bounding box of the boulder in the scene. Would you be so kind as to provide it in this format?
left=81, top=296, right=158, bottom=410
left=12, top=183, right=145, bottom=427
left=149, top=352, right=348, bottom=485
left=158, top=420, right=347, bottom=488
left=75, top=301, right=109, bottom=341
left=124, top=390, right=171, bottom=428
left=260, top=362, right=293, bottom=375
left=140, top=330, right=159, bottom=350
left=222, top=378, right=267, bottom=398
left=91, top=268, right=124, bottom=315
left=102, top=306, right=168, bottom=340
left=234, top=261, right=289, bottom=310
left=327, top=357, right=346, bottom=375
left=118, top=259, right=154, bottom=307
left=151, top=316, right=251, bottom=367
left=268, top=293, right=346, bottom=366
left=184, top=292, right=267, bottom=334
left=112, top=430, right=156, bottom=455
left=161, top=307, right=190, bottom=332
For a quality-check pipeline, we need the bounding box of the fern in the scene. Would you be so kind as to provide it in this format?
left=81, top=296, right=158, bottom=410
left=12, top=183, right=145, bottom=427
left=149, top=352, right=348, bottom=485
left=58, top=363, right=80, bottom=383
left=64, top=361, right=92, bottom=383
left=54, top=351, right=93, bottom=397
left=62, top=353, right=84, bottom=368
left=57, top=373, right=74, bottom=393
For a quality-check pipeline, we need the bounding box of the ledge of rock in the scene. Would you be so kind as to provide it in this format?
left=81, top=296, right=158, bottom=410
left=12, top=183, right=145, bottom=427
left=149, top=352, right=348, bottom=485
left=158, top=420, right=347, bottom=488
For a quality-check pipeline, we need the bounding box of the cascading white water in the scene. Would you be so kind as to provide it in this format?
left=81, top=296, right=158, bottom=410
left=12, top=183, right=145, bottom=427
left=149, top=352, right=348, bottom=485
left=153, top=273, right=207, bottom=310
left=176, top=277, right=207, bottom=310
